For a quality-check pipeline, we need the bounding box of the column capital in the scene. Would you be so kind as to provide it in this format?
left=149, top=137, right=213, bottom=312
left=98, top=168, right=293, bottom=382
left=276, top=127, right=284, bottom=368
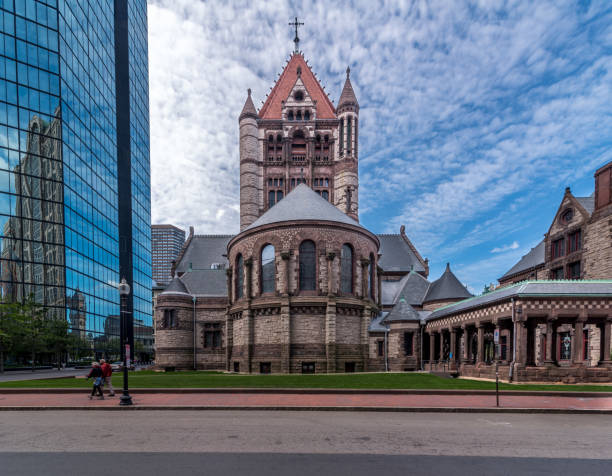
left=326, top=251, right=336, bottom=261
left=280, top=250, right=291, bottom=260
left=244, top=257, right=253, bottom=267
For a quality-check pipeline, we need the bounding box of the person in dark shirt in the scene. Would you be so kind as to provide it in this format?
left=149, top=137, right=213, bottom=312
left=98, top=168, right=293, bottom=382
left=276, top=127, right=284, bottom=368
left=86, top=362, right=104, bottom=400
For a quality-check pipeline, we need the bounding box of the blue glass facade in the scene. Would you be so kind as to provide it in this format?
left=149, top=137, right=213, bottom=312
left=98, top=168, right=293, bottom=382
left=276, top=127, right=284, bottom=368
left=0, top=0, right=152, bottom=360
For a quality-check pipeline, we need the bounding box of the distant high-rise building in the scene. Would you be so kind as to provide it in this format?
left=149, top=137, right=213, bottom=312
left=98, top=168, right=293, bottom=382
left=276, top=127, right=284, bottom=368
left=152, top=225, right=185, bottom=285
left=0, top=0, right=152, bottom=360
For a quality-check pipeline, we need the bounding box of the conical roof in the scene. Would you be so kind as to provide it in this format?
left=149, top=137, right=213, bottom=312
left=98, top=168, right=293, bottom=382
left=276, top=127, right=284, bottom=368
left=259, top=53, right=336, bottom=119
left=423, top=263, right=472, bottom=303
left=337, top=67, right=358, bottom=110
left=243, top=184, right=363, bottom=232
left=239, top=88, right=258, bottom=120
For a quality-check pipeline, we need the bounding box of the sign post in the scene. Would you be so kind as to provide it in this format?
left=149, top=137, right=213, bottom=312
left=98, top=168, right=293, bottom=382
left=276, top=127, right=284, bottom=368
left=493, top=329, right=500, bottom=407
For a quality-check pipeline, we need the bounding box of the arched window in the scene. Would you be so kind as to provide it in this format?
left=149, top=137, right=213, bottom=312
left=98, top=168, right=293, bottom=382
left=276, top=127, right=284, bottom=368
left=261, top=244, right=275, bottom=294
left=347, top=117, right=352, bottom=153
left=340, top=244, right=353, bottom=294
left=299, top=240, right=316, bottom=291
left=339, top=119, right=344, bottom=153
left=369, top=253, right=375, bottom=299
left=288, top=111, right=294, bottom=121
left=296, top=110, right=302, bottom=120
left=304, top=110, right=310, bottom=120
left=236, top=254, right=244, bottom=299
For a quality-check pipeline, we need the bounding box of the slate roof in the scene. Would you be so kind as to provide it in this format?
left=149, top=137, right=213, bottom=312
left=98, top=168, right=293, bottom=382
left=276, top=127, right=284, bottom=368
left=244, top=184, right=364, bottom=231
left=368, top=313, right=389, bottom=332
left=428, top=280, right=612, bottom=320
left=162, top=269, right=227, bottom=297
left=259, top=53, right=336, bottom=120
left=175, top=235, right=233, bottom=274
left=423, top=263, right=472, bottom=303
left=337, top=68, right=358, bottom=109
left=397, top=271, right=431, bottom=306
left=576, top=194, right=595, bottom=215
left=383, top=298, right=421, bottom=322
left=499, top=240, right=546, bottom=281
left=377, top=235, right=426, bottom=273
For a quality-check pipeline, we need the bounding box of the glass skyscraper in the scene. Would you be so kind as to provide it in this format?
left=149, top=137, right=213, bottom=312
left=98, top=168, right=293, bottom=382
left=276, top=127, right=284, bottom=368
left=0, top=0, right=152, bottom=360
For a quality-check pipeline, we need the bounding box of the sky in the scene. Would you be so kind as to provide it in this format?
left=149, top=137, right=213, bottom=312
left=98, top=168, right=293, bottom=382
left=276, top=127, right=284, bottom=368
left=147, top=0, right=612, bottom=293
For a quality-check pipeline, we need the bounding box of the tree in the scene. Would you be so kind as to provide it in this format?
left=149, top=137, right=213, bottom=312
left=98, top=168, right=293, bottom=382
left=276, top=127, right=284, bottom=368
left=19, top=294, right=48, bottom=371
left=45, top=317, right=71, bottom=370
left=0, top=300, right=23, bottom=373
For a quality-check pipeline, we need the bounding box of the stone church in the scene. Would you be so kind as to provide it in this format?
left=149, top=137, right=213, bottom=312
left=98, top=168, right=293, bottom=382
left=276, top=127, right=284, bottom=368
left=155, top=46, right=612, bottom=382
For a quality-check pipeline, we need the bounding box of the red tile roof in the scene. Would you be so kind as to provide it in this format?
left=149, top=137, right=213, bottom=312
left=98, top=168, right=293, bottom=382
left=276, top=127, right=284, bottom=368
left=259, top=53, right=336, bottom=120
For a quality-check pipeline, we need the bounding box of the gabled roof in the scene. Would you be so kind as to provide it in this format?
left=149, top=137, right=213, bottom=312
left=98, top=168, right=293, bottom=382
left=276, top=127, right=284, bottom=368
left=499, top=240, right=546, bottom=281
left=337, top=67, right=358, bottom=110
left=428, top=280, right=612, bottom=320
left=377, top=235, right=426, bottom=273
left=175, top=235, right=233, bottom=274
left=239, top=88, right=258, bottom=120
left=423, top=263, right=472, bottom=303
left=259, top=53, right=336, bottom=120
left=243, top=184, right=363, bottom=231
left=368, top=312, right=389, bottom=332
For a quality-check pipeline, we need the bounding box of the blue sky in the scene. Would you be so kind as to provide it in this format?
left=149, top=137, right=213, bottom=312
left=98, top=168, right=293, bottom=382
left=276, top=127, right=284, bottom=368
left=147, top=0, right=612, bottom=292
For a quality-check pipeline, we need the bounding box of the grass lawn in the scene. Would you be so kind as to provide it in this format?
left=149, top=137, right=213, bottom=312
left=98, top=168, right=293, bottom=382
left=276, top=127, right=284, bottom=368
left=0, top=371, right=611, bottom=392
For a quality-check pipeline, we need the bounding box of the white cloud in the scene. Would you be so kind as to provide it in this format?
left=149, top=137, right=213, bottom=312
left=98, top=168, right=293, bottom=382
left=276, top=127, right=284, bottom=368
left=491, top=241, right=519, bottom=253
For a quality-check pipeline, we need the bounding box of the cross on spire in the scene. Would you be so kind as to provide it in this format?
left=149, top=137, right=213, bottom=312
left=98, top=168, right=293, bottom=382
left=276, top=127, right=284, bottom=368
left=289, top=17, right=304, bottom=53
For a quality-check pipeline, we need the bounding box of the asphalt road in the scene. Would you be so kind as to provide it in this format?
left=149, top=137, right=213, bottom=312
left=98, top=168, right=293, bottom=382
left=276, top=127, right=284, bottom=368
left=1, top=411, right=610, bottom=475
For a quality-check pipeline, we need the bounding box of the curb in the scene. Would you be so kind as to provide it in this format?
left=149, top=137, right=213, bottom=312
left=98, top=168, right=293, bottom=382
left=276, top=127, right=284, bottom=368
left=0, top=405, right=611, bottom=414
left=1, top=388, right=611, bottom=398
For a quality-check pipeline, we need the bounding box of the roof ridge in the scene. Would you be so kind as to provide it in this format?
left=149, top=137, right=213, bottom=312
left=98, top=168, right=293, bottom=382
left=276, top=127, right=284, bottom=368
left=193, top=234, right=234, bottom=238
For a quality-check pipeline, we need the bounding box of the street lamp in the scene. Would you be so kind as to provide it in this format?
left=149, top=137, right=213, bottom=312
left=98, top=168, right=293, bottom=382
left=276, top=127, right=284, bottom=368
left=118, top=278, right=133, bottom=406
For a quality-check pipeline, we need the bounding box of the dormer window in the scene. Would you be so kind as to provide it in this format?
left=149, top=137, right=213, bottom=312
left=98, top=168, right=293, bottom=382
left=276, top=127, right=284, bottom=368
left=288, top=111, right=294, bottom=121
left=296, top=110, right=302, bottom=120
left=304, top=110, right=310, bottom=120
left=294, top=90, right=304, bottom=101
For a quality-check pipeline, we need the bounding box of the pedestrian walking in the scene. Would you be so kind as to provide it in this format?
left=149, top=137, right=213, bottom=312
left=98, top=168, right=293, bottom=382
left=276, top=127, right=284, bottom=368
left=86, top=362, right=104, bottom=400
left=100, top=359, right=115, bottom=396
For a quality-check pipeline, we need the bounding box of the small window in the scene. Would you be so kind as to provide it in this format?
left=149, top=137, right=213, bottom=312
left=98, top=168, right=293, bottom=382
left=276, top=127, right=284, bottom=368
left=322, top=190, right=328, bottom=201
left=233, top=362, right=240, bottom=372
left=204, top=330, right=222, bottom=348
left=269, top=190, right=276, bottom=208
left=403, top=332, right=414, bottom=356
left=559, top=332, right=571, bottom=360
left=552, top=238, right=565, bottom=259
left=277, top=190, right=283, bottom=201
left=296, top=110, right=302, bottom=120
left=561, top=209, right=573, bottom=223
left=344, top=362, right=356, bottom=373
left=294, top=90, right=303, bottom=101
left=301, top=362, right=315, bottom=374
left=260, top=362, right=271, bottom=374
left=236, top=254, right=244, bottom=299
left=551, top=267, right=564, bottom=280
left=299, top=240, right=316, bottom=291
left=377, top=340, right=384, bottom=357
left=277, top=134, right=282, bottom=142
left=288, top=111, right=294, bottom=121
left=268, top=135, right=273, bottom=143
left=304, top=110, right=310, bottom=120
left=568, top=230, right=581, bottom=253
left=568, top=261, right=580, bottom=279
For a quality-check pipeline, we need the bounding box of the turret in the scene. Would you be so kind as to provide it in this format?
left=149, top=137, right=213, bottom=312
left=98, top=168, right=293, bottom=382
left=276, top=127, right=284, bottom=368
left=334, top=67, right=360, bottom=221
left=239, top=89, right=261, bottom=231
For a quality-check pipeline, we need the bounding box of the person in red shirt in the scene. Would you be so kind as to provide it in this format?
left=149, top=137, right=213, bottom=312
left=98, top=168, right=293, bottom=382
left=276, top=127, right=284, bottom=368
left=99, top=359, right=115, bottom=397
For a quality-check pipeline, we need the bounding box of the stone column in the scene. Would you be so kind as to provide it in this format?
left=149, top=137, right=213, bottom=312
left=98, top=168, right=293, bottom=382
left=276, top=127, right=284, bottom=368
left=601, top=318, right=612, bottom=365
left=245, top=258, right=253, bottom=298
left=573, top=318, right=585, bottom=364
left=361, top=306, right=371, bottom=372
left=326, top=252, right=336, bottom=297
left=450, top=328, right=457, bottom=362
left=429, top=332, right=435, bottom=362
left=545, top=318, right=555, bottom=364
left=477, top=325, right=485, bottom=364
left=280, top=297, right=291, bottom=373
left=439, top=331, right=444, bottom=361
left=226, top=268, right=232, bottom=303
left=515, top=321, right=527, bottom=365
left=281, top=251, right=290, bottom=296
left=244, top=308, right=253, bottom=373
left=360, top=259, right=369, bottom=299
left=462, top=325, right=469, bottom=361
left=325, top=298, right=337, bottom=372
left=376, top=266, right=382, bottom=307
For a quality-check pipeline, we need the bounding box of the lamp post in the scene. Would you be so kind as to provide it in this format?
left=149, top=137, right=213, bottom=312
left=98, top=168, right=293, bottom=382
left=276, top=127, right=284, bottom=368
left=118, top=278, right=133, bottom=406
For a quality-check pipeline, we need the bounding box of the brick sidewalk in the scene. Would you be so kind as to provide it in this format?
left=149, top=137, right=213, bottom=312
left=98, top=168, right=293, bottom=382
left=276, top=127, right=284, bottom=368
left=1, top=391, right=612, bottom=412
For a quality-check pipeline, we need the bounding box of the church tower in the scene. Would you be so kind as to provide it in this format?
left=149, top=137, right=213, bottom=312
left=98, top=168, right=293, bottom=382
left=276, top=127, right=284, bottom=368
left=238, top=23, right=361, bottom=230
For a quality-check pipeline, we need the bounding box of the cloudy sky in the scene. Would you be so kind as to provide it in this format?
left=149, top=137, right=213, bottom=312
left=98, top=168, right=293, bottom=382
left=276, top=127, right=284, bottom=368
left=147, top=0, right=612, bottom=292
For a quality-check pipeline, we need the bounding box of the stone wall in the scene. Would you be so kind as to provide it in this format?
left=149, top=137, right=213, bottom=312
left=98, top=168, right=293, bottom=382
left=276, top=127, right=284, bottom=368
left=583, top=206, right=612, bottom=279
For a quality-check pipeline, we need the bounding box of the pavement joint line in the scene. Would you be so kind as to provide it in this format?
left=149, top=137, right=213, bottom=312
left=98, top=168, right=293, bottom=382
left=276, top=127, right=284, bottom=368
left=1, top=388, right=611, bottom=397
left=0, top=405, right=611, bottom=414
